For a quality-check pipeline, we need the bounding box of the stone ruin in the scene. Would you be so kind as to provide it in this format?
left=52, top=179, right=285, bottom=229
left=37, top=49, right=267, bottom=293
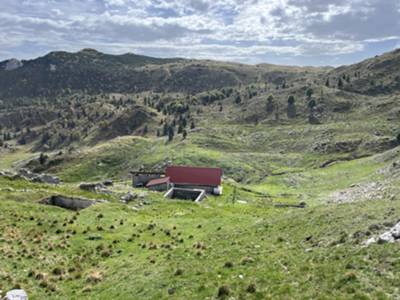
left=40, top=195, right=103, bottom=211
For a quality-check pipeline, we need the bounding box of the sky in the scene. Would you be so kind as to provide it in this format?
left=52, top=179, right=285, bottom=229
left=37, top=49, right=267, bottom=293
left=0, top=0, right=399, bottom=66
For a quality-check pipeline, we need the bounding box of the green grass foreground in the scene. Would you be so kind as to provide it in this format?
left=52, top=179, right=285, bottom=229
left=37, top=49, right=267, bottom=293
left=1, top=149, right=400, bottom=299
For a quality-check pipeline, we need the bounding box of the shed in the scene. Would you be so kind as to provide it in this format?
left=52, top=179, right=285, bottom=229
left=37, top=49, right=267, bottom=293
left=130, top=171, right=164, bottom=187
left=146, top=177, right=170, bottom=191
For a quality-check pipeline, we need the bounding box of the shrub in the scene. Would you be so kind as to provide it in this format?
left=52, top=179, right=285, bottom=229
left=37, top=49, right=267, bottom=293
left=217, top=285, right=230, bottom=298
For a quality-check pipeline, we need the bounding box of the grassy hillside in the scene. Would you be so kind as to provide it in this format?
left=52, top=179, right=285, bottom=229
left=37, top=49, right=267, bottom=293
left=327, top=49, right=400, bottom=95
left=1, top=49, right=400, bottom=299
left=1, top=147, right=400, bottom=299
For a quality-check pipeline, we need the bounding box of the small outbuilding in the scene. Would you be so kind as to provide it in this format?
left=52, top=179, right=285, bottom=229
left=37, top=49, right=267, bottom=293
left=146, top=176, right=170, bottom=191
left=130, top=171, right=164, bottom=187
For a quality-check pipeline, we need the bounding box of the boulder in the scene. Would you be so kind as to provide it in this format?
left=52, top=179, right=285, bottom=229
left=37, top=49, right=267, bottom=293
left=377, top=231, right=395, bottom=244
left=103, top=179, right=113, bottom=186
left=138, top=192, right=148, bottom=199
left=18, top=168, right=36, bottom=180
left=79, top=182, right=108, bottom=193
left=0, top=170, right=15, bottom=177
left=390, top=223, right=400, bottom=239
left=5, top=289, right=28, bottom=300
left=32, top=174, right=60, bottom=184
left=308, top=114, right=321, bottom=125
left=363, top=237, right=376, bottom=246
left=121, top=192, right=138, bottom=203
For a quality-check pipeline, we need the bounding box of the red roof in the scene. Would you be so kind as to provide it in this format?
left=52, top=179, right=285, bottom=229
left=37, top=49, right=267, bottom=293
left=166, top=166, right=222, bottom=186
left=146, top=177, right=170, bottom=187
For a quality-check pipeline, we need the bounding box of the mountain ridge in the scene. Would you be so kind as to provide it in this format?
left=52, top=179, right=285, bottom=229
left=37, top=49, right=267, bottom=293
left=0, top=47, right=399, bottom=101
left=0, top=51, right=318, bottom=100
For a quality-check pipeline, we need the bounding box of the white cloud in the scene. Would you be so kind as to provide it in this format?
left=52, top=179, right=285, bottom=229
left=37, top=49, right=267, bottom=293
left=0, top=0, right=399, bottom=65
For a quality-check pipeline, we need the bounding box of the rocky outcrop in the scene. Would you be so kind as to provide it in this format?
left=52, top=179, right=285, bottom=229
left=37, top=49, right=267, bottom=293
left=0, top=168, right=60, bottom=184
left=120, top=191, right=148, bottom=203
left=0, top=170, right=15, bottom=177
left=361, top=137, right=398, bottom=153
left=2, top=58, right=23, bottom=71
left=18, top=169, right=60, bottom=184
left=378, top=160, right=400, bottom=177
left=312, top=139, right=362, bottom=154
left=364, top=222, right=400, bottom=246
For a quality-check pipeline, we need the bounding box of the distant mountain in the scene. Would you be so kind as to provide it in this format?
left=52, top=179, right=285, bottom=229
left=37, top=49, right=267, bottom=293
left=1, top=48, right=400, bottom=102
left=0, top=49, right=322, bottom=100
left=0, top=49, right=182, bottom=99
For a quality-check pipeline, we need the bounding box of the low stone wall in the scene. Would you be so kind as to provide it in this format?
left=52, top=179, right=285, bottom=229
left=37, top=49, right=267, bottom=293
left=164, top=188, right=206, bottom=202
left=173, top=184, right=216, bottom=194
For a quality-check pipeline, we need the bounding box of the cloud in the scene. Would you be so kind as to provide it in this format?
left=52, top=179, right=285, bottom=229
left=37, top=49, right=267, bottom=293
left=0, top=0, right=399, bottom=65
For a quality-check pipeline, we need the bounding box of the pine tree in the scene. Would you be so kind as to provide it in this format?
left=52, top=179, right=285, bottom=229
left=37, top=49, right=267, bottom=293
left=39, top=153, right=48, bottom=165
left=163, top=123, right=168, bottom=136
left=288, top=95, right=295, bottom=105
left=338, top=78, right=344, bottom=89
left=266, top=95, right=274, bottom=114
left=167, top=126, right=174, bottom=142
left=178, top=124, right=183, bottom=134
left=325, top=78, right=330, bottom=87
left=235, top=94, right=241, bottom=104
left=287, top=95, right=296, bottom=119
left=308, top=99, right=316, bottom=111
left=182, top=117, right=187, bottom=128
left=306, top=88, right=313, bottom=99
